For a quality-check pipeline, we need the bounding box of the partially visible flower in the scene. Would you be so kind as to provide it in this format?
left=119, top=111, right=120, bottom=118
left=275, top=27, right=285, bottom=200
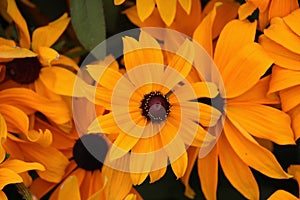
left=238, top=0, right=299, bottom=30
left=182, top=7, right=295, bottom=200
left=124, top=0, right=239, bottom=38
left=259, top=9, right=300, bottom=141
left=115, top=0, right=193, bottom=26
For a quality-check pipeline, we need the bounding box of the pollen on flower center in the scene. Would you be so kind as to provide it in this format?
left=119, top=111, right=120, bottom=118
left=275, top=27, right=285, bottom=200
left=140, top=91, right=171, bottom=122
left=5, top=57, right=42, bottom=84
left=72, top=134, right=108, bottom=171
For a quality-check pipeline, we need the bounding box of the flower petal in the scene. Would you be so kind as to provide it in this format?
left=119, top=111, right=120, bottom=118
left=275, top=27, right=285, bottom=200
left=267, top=190, right=298, bottom=200
left=269, top=0, right=299, bottom=19
left=284, top=9, right=300, bottom=37
left=37, top=47, right=59, bottom=65
left=238, top=2, right=257, bottom=20
left=136, top=0, right=155, bottom=21
left=0, top=46, right=36, bottom=59
left=264, top=17, right=300, bottom=54
left=1, top=159, right=45, bottom=173
left=280, top=85, right=300, bottom=112
left=170, top=151, right=188, bottom=179
left=7, top=0, right=30, bottom=48
left=178, top=0, right=192, bottom=14
left=0, top=168, right=22, bottom=190
left=221, top=43, right=273, bottom=98
left=0, top=114, right=6, bottom=163
left=0, top=191, right=8, bottom=200
left=259, top=35, right=300, bottom=71
left=156, top=0, right=177, bottom=26
left=224, top=119, right=291, bottom=179
left=32, top=13, right=70, bottom=51
left=214, top=19, right=257, bottom=70
left=289, top=105, right=300, bottom=140
left=197, top=144, right=218, bottom=200
left=219, top=134, right=259, bottom=200
left=58, top=176, right=81, bottom=200
left=226, top=104, right=294, bottom=145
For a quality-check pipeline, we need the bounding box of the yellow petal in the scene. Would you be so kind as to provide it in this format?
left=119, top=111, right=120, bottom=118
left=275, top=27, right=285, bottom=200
left=238, top=2, right=257, bottom=20
left=162, top=39, right=194, bottom=89
left=280, top=85, right=300, bottom=112
left=32, top=13, right=70, bottom=51
left=284, top=9, right=300, bottom=37
left=289, top=105, right=300, bottom=140
left=178, top=0, right=192, bottom=14
left=222, top=43, right=273, bottom=98
left=0, top=88, right=71, bottom=124
left=136, top=0, right=155, bottom=21
left=19, top=143, right=69, bottom=183
left=0, top=46, right=36, bottom=59
left=219, top=135, right=259, bottom=200
left=0, top=38, right=16, bottom=46
left=269, top=0, right=299, bottom=19
left=170, top=151, right=187, bottom=179
left=193, top=2, right=217, bottom=56
left=264, top=17, right=300, bottom=54
left=156, top=0, right=177, bottom=26
left=269, top=66, right=300, bottom=94
left=214, top=19, right=257, bottom=70
left=37, top=47, right=59, bottom=65
left=58, top=176, right=81, bottom=200
left=0, top=191, right=8, bottom=200
left=0, top=168, right=22, bottom=190
left=102, top=166, right=132, bottom=200
left=259, top=35, right=300, bottom=71
left=39, top=66, right=76, bottom=96
left=224, top=119, right=292, bottom=179
left=51, top=54, right=79, bottom=71
left=7, top=0, right=30, bottom=48
left=0, top=114, right=7, bottom=163
left=149, top=166, right=167, bottom=183
left=114, top=0, right=125, bottom=5
left=27, top=129, right=52, bottom=147
left=124, top=194, right=137, bottom=200
left=1, top=159, right=45, bottom=173
left=198, top=144, right=218, bottom=200
left=267, top=190, right=298, bottom=200
left=227, top=104, right=294, bottom=145
left=230, top=76, right=280, bottom=105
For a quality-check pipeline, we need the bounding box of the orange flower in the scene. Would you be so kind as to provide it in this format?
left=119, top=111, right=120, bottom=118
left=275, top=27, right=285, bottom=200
left=182, top=7, right=295, bottom=200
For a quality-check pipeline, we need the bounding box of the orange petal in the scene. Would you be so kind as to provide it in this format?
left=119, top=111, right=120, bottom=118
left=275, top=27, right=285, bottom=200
left=269, top=0, right=299, bottom=19
left=37, top=47, right=59, bottom=65
left=0, top=191, right=8, bottom=200
left=283, top=9, right=300, bottom=37
left=7, top=0, right=30, bottom=48
left=156, top=0, right=177, bottom=26
left=0, top=45, right=36, bottom=59
left=230, top=76, right=280, bottom=105
left=136, top=0, right=155, bottom=21
left=114, top=0, right=125, bottom=5
left=259, top=35, right=300, bottom=71
left=178, top=0, right=192, bottom=14
left=289, top=105, right=300, bottom=140
left=219, top=134, right=259, bottom=200
left=58, top=176, right=81, bottom=200
left=264, top=17, right=300, bottom=54
left=32, top=13, right=70, bottom=51
left=269, top=66, right=300, bottom=94
left=1, top=159, right=45, bottom=173
left=226, top=104, right=294, bottom=145
left=214, top=19, right=257, bottom=70
left=221, top=43, right=273, bottom=98
left=224, top=119, right=291, bottom=179
left=0, top=168, right=22, bottom=190
left=238, top=1, right=257, bottom=20
left=267, top=190, right=298, bottom=200
left=198, top=144, right=218, bottom=200
left=0, top=38, right=16, bottom=46
left=0, top=114, right=7, bottom=163
left=280, top=85, right=300, bottom=112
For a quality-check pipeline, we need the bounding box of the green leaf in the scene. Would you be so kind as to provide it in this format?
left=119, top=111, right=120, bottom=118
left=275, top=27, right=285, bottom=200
left=70, top=0, right=106, bottom=52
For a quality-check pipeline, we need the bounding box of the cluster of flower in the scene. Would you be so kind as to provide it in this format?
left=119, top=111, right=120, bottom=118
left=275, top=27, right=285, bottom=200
left=0, top=0, right=300, bottom=199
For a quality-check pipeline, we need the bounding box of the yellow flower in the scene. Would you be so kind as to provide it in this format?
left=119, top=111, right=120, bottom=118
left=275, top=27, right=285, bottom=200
left=115, top=0, right=192, bottom=26
left=30, top=118, right=140, bottom=200
left=259, top=9, right=300, bottom=141
left=0, top=113, right=45, bottom=200
left=182, top=7, right=295, bottom=200
left=124, top=0, right=239, bottom=38
left=84, top=31, right=221, bottom=185
left=238, top=0, right=299, bottom=30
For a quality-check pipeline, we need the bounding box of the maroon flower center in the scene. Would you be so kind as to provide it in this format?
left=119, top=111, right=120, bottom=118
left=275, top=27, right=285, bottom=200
left=5, top=57, right=42, bottom=84
left=72, top=134, right=108, bottom=171
left=140, top=91, right=171, bottom=122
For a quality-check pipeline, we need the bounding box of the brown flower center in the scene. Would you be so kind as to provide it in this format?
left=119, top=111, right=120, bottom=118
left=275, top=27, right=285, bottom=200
left=140, top=91, right=171, bottom=122
left=72, top=134, right=108, bottom=171
left=5, top=57, right=42, bottom=84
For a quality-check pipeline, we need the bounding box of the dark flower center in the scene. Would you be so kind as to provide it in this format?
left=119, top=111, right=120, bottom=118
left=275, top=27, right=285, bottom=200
left=72, top=134, right=108, bottom=171
left=140, top=91, right=171, bottom=122
left=5, top=57, right=42, bottom=84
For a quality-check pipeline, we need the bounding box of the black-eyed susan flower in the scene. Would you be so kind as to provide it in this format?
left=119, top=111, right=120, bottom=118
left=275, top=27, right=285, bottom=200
left=259, top=9, right=300, bottom=141
left=238, top=0, right=299, bottom=30
left=30, top=117, right=141, bottom=200
left=85, top=30, right=221, bottom=185
left=183, top=8, right=295, bottom=200
left=115, top=0, right=193, bottom=26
